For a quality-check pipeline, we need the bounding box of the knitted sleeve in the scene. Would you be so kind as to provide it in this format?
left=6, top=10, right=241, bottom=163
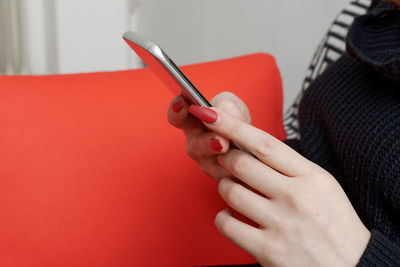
left=286, top=136, right=400, bottom=266
left=283, top=139, right=302, bottom=154
left=357, top=230, right=400, bottom=266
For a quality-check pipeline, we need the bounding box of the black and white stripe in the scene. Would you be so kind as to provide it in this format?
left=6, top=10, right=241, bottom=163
left=283, top=0, right=372, bottom=140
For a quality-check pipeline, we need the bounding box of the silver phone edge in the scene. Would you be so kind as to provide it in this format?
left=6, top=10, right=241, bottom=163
left=149, top=44, right=211, bottom=107
left=123, top=31, right=256, bottom=159
left=123, top=31, right=210, bottom=107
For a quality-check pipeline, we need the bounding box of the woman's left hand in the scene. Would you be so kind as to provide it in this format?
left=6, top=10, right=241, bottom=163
left=188, top=105, right=371, bottom=267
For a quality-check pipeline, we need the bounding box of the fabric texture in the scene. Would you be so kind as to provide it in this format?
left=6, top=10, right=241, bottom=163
left=297, top=1, right=400, bottom=265
left=0, top=53, right=285, bottom=266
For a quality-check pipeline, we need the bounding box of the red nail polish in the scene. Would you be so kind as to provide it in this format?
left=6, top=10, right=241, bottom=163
left=172, top=97, right=185, bottom=113
left=210, top=138, right=222, bottom=152
left=210, top=138, right=223, bottom=152
left=188, top=105, right=218, bottom=124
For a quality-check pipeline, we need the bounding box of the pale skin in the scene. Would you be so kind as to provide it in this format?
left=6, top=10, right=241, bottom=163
left=167, top=92, right=371, bottom=266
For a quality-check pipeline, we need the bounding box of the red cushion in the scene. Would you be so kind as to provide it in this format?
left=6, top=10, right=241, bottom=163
left=0, top=53, right=285, bottom=266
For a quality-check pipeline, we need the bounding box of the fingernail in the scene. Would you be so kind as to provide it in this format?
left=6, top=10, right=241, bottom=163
left=210, top=137, right=223, bottom=152
left=188, top=105, right=218, bottom=124
left=172, top=97, right=185, bottom=113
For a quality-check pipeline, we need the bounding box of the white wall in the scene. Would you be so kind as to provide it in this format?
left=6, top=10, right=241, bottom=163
left=21, top=0, right=350, bottom=111
left=54, top=0, right=138, bottom=73
left=136, top=0, right=350, bottom=110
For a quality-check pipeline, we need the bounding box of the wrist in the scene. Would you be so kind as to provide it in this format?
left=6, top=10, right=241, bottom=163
left=344, top=226, right=371, bottom=266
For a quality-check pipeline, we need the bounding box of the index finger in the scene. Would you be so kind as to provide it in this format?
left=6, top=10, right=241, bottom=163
left=188, top=105, right=315, bottom=177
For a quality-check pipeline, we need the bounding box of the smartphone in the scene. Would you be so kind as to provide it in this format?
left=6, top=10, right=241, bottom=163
left=122, top=31, right=211, bottom=107
left=123, top=31, right=254, bottom=157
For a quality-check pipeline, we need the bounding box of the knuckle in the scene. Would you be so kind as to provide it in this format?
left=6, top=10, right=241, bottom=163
left=218, top=99, right=237, bottom=111
left=254, top=133, right=279, bottom=158
left=283, top=189, right=299, bottom=210
left=167, top=109, right=184, bottom=128
left=167, top=113, right=178, bottom=127
left=211, top=91, right=234, bottom=105
left=215, top=212, right=232, bottom=236
left=219, top=99, right=244, bottom=118
left=185, top=140, right=198, bottom=159
left=224, top=182, right=244, bottom=205
left=216, top=216, right=227, bottom=232
left=214, top=92, right=251, bottom=123
left=197, top=161, right=222, bottom=180
left=219, top=91, right=236, bottom=98
left=227, top=119, right=242, bottom=137
left=230, top=153, right=249, bottom=175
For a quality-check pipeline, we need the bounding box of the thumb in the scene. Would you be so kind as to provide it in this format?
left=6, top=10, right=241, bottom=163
left=211, top=92, right=252, bottom=124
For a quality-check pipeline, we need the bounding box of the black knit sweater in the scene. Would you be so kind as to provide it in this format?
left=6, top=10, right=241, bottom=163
left=217, top=2, right=400, bottom=267
left=297, top=1, right=400, bottom=266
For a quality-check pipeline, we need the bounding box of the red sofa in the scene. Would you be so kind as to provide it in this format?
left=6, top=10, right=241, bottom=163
left=0, top=53, right=285, bottom=266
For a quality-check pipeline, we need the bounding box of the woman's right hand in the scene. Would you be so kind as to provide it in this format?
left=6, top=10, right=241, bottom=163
left=167, top=92, right=252, bottom=181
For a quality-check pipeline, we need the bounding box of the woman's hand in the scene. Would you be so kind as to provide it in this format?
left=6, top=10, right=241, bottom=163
left=167, top=92, right=252, bottom=181
left=188, top=105, right=371, bottom=267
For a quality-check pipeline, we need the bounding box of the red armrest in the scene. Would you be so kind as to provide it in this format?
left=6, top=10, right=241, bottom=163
left=0, top=53, right=285, bottom=266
